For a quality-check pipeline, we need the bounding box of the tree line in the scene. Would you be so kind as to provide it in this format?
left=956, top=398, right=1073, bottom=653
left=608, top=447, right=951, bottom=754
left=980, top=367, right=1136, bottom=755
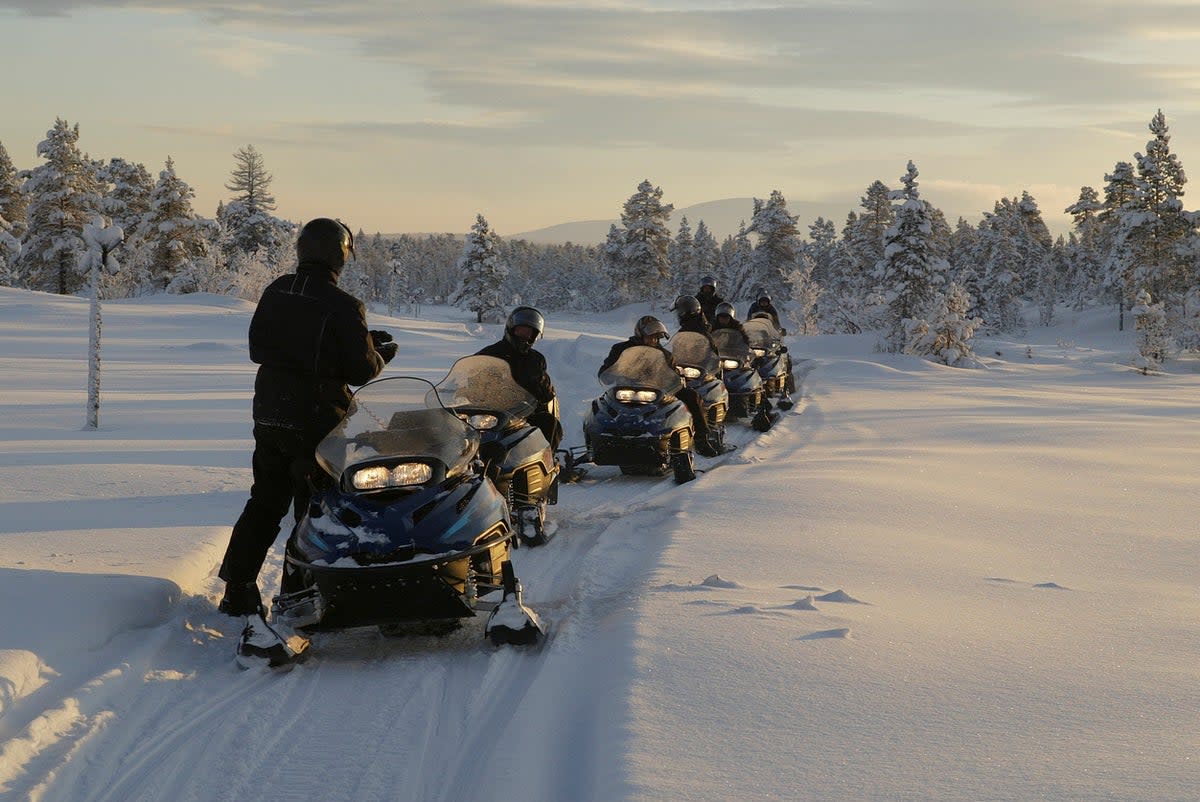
left=1, top=111, right=1195, bottom=366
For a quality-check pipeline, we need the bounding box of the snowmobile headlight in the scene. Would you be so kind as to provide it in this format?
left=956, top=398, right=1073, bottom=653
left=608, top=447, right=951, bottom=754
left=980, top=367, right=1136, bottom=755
left=615, top=388, right=659, bottom=403
left=351, top=462, right=433, bottom=490
left=751, top=347, right=766, bottom=358
left=678, top=366, right=702, bottom=380
left=720, top=358, right=740, bottom=370
left=466, top=413, right=499, bottom=430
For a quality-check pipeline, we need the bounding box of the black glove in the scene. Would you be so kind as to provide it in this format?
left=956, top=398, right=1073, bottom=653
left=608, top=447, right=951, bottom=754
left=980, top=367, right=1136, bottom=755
left=376, top=342, right=398, bottom=364
left=369, top=329, right=394, bottom=347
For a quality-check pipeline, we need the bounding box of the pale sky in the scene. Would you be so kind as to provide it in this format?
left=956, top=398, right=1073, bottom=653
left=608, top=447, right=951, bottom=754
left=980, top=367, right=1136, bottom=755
left=4, top=0, right=1200, bottom=238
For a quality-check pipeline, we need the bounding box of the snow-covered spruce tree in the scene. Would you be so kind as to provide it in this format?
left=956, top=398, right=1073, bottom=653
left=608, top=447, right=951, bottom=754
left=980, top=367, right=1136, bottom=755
left=1064, top=186, right=1106, bottom=310
left=1131, top=288, right=1170, bottom=372
left=693, top=220, right=721, bottom=293
left=219, top=144, right=291, bottom=263
left=0, top=141, right=27, bottom=242
left=784, top=250, right=820, bottom=335
left=720, top=221, right=755, bottom=301
left=1099, top=161, right=1140, bottom=329
left=137, top=158, right=217, bottom=293
left=874, top=161, right=948, bottom=352
left=669, top=215, right=695, bottom=293
left=452, top=214, right=509, bottom=323
left=20, top=118, right=103, bottom=294
left=748, top=189, right=801, bottom=301
left=903, top=282, right=982, bottom=367
left=978, top=213, right=1024, bottom=334
left=841, top=180, right=894, bottom=302
left=0, top=213, right=20, bottom=287
left=1118, top=111, right=1194, bottom=323
left=80, top=217, right=123, bottom=430
left=604, top=179, right=673, bottom=305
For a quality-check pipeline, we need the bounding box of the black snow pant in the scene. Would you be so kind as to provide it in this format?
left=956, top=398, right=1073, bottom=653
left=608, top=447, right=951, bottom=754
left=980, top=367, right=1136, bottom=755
left=218, top=423, right=322, bottom=587
left=678, top=387, right=710, bottom=441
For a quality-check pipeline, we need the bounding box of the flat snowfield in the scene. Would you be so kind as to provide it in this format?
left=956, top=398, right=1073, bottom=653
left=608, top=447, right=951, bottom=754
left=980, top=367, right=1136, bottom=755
left=1, top=286, right=1197, bottom=802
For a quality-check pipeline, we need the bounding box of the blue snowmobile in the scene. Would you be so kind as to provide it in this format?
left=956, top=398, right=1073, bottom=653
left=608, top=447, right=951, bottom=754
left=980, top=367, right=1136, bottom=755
left=270, top=371, right=543, bottom=651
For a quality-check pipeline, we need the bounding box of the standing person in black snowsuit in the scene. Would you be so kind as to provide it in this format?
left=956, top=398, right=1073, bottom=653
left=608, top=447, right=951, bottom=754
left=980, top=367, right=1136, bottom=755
left=475, top=306, right=562, bottom=449
left=218, top=218, right=396, bottom=665
left=696, top=276, right=725, bottom=325
left=599, top=315, right=720, bottom=457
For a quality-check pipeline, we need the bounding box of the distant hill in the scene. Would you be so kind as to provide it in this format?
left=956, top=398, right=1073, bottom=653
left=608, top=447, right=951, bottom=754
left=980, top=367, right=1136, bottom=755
left=509, top=197, right=849, bottom=246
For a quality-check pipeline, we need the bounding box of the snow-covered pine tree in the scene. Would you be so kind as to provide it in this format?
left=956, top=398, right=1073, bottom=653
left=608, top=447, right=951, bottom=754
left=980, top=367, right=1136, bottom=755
left=604, top=179, right=674, bottom=305
left=1099, top=161, right=1140, bottom=328
left=138, top=157, right=217, bottom=293
left=1131, top=288, right=1170, bottom=372
left=692, top=220, right=721, bottom=295
left=0, top=141, right=27, bottom=242
left=874, top=161, right=949, bottom=352
left=748, top=189, right=801, bottom=301
left=903, top=282, right=982, bottom=367
left=784, top=250, right=820, bottom=335
left=20, top=119, right=103, bottom=294
left=452, top=214, right=509, bottom=323
left=669, top=216, right=695, bottom=294
left=841, top=180, right=894, bottom=303
left=219, top=145, right=290, bottom=261
left=1064, top=186, right=1106, bottom=310
left=720, top=222, right=755, bottom=301
left=1120, top=111, right=1194, bottom=321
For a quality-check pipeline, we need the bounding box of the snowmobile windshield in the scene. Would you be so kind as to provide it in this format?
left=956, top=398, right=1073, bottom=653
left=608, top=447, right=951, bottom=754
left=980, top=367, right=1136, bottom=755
left=433, top=355, right=538, bottom=423
left=670, top=331, right=720, bottom=376
left=743, top=318, right=781, bottom=351
left=711, top=329, right=752, bottom=361
left=315, top=376, right=476, bottom=481
left=599, top=345, right=684, bottom=395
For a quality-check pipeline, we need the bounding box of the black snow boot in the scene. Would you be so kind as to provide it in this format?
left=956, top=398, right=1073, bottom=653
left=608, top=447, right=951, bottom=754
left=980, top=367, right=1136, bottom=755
left=218, top=581, right=263, bottom=617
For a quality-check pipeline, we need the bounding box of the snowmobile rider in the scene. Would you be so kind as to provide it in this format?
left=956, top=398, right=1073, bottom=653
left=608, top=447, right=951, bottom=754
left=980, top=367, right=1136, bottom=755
left=696, top=275, right=725, bottom=324
left=672, top=294, right=714, bottom=338
left=475, top=305, right=563, bottom=449
left=711, top=301, right=751, bottom=346
left=218, top=218, right=396, bottom=623
left=748, top=308, right=797, bottom=398
left=746, top=293, right=785, bottom=333
left=599, top=315, right=721, bottom=458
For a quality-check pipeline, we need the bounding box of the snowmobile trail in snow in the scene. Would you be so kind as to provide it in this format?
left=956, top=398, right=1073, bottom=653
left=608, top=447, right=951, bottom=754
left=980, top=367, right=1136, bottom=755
left=10, top=391, right=810, bottom=802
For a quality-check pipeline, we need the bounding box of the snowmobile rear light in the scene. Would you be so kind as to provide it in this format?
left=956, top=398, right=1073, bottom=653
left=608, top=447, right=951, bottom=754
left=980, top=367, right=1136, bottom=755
left=678, top=366, right=702, bottom=380
left=466, top=413, right=499, bottom=430
left=351, top=462, right=434, bottom=490
left=615, top=388, right=659, bottom=403
left=720, top=358, right=740, bottom=370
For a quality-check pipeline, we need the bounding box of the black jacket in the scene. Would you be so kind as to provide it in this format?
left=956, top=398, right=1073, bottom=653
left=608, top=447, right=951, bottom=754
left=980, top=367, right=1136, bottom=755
left=696, top=287, right=725, bottom=323
left=711, top=318, right=751, bottom=346
left=249, top=262, right=384, bottom=434
left=599, top=337, right=675, bottom=375
left=745, top=301, right=782, bottom=330
left=475, top=338, right=556, bottom=404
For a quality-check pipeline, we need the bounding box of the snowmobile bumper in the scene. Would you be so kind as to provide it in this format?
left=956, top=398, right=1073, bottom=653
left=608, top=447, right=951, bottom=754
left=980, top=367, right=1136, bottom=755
left=276, top=532, right=510, bottom=631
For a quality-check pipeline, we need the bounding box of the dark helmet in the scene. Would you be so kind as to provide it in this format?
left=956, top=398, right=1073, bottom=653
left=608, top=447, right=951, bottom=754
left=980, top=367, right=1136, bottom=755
left=634, top=315, right=669, bottom=341
left=699, top=275, right=717, bottom=291
left=756, top=293, right=772, bottom=306
left=504, top=306, right=544, bottom=354
left=297, top=218, right=354, bottom=271
left=671, top=295, right=701, bottom=318
left=715, top=302, right=736, bottom=320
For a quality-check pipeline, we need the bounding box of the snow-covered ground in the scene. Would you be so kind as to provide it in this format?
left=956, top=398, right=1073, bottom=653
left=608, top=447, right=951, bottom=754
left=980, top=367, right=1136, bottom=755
left=0, top=285, right=1197, bottom=802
